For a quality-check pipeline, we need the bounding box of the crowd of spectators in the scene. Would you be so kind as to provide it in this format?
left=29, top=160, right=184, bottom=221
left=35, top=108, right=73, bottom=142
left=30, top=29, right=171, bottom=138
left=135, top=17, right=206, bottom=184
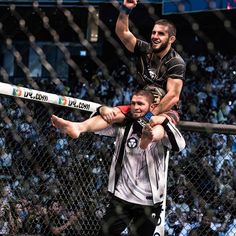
left=0, top=51, right=236, bottom=235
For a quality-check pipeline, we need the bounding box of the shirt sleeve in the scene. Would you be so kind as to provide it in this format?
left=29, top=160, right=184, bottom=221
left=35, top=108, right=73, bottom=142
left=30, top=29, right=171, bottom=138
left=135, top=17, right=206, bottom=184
left=161, top=118, right=186, bottom=152
left=134, top=39, right=152, bottom=55
left=166, top=55, right=186, bottom=80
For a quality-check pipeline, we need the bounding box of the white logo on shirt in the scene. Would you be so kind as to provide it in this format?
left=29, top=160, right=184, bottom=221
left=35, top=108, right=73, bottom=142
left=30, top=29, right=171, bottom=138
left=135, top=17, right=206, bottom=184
left=127, top=137, right=138, bottom=148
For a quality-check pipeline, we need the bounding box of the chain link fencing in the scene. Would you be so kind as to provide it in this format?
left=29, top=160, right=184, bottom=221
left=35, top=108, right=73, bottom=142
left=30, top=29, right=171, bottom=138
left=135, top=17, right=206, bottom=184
left=0, top=1, right=236, bottom=236
left=0, top=95, right=113, bottom=235
left=0, top=93, right=236, bottom=236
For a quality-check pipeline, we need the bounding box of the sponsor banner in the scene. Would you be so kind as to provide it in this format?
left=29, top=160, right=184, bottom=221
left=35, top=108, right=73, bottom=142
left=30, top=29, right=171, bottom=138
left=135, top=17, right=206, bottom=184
left=13, top=86, right=49, bottom=102
left=0, top=82, right=100, bottom=113
left=58, top=96, right=91, bottom=111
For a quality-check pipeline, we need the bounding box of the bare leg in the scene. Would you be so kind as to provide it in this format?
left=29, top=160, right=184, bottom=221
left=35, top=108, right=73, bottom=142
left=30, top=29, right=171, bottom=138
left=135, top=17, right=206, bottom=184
left=51, top=115, right=81, bottom=139
left=140, top=124, right=165, bottom=149
left=51, top=115, right=110, bottom=139
left=140, top=114, right=167, bottom=149
left=140, top=131, right=153, bottom=149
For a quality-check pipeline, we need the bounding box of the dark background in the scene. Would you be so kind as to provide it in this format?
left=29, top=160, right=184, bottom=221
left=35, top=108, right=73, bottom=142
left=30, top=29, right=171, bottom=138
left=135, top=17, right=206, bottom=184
left=0, top=3, right=235, bottom=62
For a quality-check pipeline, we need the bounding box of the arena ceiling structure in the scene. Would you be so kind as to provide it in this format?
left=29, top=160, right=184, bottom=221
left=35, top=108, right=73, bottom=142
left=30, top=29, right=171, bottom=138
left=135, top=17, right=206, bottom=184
left=0, top=0, right=236, bottom=13
left=0, top=0, right=236, bottom=58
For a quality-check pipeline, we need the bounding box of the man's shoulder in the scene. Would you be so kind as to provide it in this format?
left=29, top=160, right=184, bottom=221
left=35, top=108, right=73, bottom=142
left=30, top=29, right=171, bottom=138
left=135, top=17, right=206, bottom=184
left=165, top=48, right=185, bottom=65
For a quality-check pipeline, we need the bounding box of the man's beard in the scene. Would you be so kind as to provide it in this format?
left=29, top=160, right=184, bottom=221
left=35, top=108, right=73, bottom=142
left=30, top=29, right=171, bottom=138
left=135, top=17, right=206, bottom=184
left=152, top=40, right=169, bottom=53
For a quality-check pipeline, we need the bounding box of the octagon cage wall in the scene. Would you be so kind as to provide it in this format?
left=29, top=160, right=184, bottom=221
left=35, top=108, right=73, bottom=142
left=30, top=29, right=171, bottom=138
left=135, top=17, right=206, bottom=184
left=0, top=94, right=236, bottom=235
left=0, top=1, right=236, bottom=236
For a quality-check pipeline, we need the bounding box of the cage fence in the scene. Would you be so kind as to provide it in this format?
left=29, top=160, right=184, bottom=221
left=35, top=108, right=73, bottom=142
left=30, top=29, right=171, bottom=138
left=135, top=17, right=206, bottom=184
left=0, top=93, right=236, bottom=235
left=0, top=1, right=236, bottom=236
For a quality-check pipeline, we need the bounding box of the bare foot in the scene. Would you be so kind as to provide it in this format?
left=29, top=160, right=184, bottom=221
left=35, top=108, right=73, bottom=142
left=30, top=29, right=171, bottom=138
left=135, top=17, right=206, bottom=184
left=139, top=124, right=153, bottom=149
left=51, top=115, right=81, bottom=139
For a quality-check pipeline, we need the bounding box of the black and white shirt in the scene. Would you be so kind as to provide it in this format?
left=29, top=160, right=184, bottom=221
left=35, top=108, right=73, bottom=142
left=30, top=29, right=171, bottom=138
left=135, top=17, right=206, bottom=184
left=134, top=39, right=186, bottom=90
left=96, top=118, right=186, bottom=206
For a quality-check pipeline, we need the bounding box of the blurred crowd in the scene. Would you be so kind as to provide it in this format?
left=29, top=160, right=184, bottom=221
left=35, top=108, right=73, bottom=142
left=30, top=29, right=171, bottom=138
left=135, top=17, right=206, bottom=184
left=0, top=51, right=236, bottom=235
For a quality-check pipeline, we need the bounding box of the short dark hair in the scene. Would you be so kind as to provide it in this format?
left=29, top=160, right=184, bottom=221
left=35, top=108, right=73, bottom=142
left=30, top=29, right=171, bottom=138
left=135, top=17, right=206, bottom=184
left=132, top=90, right=154, bottom=104
left=154, top=19, right=176, bottom=37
